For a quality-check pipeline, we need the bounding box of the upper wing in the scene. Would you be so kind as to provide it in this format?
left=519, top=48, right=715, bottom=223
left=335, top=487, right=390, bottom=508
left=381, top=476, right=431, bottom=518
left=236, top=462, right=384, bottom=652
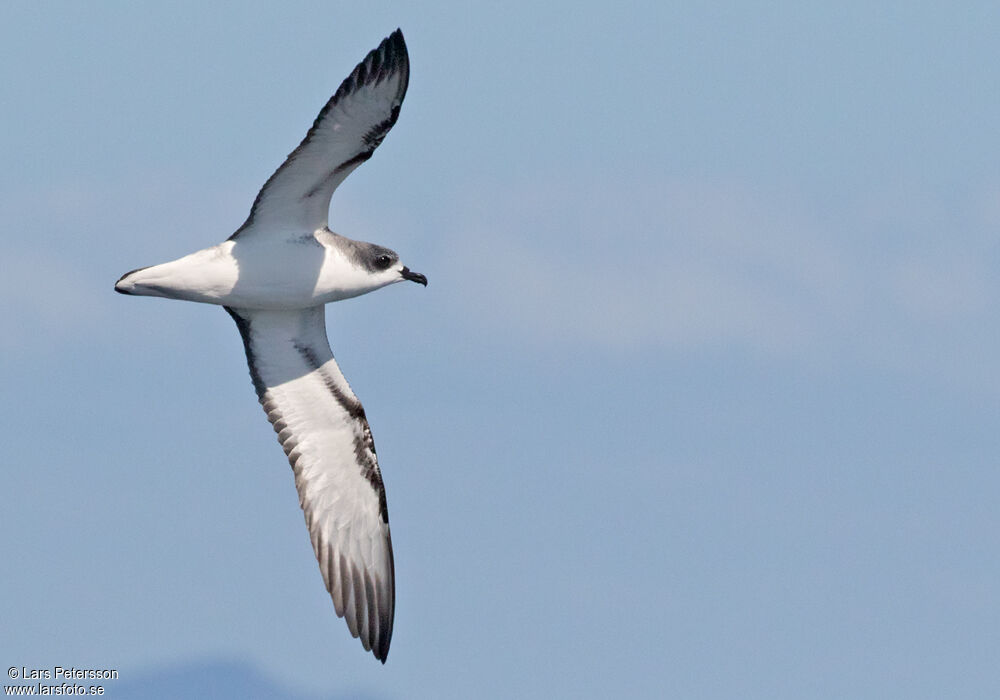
left=226, top=305, right=394, bottom=662
left=232, top=29, right=409, bottom=239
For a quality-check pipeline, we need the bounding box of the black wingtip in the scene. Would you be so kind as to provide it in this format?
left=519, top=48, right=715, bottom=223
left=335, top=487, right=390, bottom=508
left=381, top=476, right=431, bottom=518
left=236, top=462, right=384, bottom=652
left=377, top=28, right=409, bottom=85
left=342, top=30, right=410, bottom=153
left=355, top=28, right=408, bottom=87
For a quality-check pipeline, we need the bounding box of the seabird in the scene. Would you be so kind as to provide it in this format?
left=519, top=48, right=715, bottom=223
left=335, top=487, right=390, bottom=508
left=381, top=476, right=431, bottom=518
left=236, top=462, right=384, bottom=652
left=115, top=29, right=422, bottom=663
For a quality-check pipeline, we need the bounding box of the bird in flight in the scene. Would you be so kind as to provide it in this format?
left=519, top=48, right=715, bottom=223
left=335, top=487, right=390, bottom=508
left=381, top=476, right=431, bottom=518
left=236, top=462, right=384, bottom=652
left=115, top=29, right=422, bottom=663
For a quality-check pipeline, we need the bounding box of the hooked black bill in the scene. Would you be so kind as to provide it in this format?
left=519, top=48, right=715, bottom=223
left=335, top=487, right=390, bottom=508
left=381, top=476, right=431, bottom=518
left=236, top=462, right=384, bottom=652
left=400, top=266, right=427, bottom=286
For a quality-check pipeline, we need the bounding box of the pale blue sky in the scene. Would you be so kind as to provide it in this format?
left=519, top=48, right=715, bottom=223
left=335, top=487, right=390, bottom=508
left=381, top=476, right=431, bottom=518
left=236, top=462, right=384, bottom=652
left=4, top=2, right=1000, bottom=698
